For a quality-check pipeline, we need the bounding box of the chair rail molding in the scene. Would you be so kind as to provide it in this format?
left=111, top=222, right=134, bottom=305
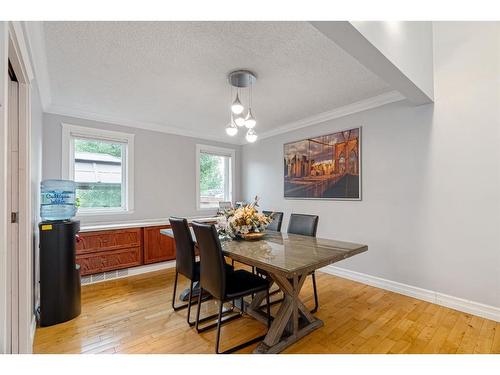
left=322, top=265, right=500, bottom=323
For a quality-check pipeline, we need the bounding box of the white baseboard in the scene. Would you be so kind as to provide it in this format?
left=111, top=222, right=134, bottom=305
left=127, top=260, right=176, bottom=276
left=321, top=265, right=500, bottom=323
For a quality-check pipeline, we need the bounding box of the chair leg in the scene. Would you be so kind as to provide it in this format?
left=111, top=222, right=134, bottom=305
left=251, top=267, right=257, bottom=298
left=214, top=296, right=268, bottom=354
left=311, top=271, right=319, bottom=314
left=172, top=272, right=207, bottom=312
left=215, top=301, right=224, bottom=354
left=266, top=289, right=271, bottom=328
left=195, top=291, right=241, bottom=333
left=171, top=271, right=187, bottom=311
left=186, top=280, right=194, bottom=326
left=195, top=287, right=204, bottom=331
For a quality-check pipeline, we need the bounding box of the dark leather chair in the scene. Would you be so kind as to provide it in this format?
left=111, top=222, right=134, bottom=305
left=262, top=210, right=284, bottom=232
left=192, top=222, right=271, bottom=354
left=169, top=217, right=233, bottom=326
left=287, top=214, right=320, bottom=313
left=287, top=213, right=319, bottom=237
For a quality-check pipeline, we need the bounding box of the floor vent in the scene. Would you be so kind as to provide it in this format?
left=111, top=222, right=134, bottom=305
left=117, top=268, right=129, bottom=277
left=91, top=273, right=105, bottom=282
left=104, top=270, right=117, bottom=279
left=80, top=269, right=130, bottom=285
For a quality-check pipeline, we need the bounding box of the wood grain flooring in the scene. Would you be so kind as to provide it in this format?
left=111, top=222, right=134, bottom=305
left=33, top=267, right=500, bottom=354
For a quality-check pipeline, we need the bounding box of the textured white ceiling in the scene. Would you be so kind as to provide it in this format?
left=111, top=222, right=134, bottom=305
left=43, top=21, right=391, bottom=141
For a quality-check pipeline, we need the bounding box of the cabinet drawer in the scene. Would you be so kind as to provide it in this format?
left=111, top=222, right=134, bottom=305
left=76, top=246, right=142, bottom=276
left=76, top=228, right=142, bottom=255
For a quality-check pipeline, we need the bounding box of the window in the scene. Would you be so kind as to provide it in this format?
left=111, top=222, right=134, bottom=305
left=196, top=144, right=235, bottom=210
left=62, top=124, right=134, bottom=215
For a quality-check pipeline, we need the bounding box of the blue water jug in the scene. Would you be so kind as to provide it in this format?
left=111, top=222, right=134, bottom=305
left=40, top=179, right=77, bottom=221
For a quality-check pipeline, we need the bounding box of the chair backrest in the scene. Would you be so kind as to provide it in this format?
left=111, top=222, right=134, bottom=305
left=263, top=210, right=284, bottom=232
left=191, top=222, right=226, bottom=300
left=169, top=217, right=196, bottom=279
left=218, top=201, right=233, bottom=210
left=287, top=214, right=319, bottom=237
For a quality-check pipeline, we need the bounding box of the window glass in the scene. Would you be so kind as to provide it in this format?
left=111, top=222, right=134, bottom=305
left=73, top=138, right=124, bottom=209
left=199, top=152, right=231, bottom=209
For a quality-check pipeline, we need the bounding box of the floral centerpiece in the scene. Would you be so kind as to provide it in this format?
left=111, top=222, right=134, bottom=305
left=217, top=196, right=274, bottom=240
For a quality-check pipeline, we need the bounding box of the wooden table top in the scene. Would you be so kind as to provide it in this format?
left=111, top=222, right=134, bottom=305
left=160, top=228, right=367, bottom=277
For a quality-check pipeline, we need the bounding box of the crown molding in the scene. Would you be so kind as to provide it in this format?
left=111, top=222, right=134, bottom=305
left=45, top=104, right=242, bottom=145
left=21, top=21, right=52, bottom=110
left=46, top=90, right=404, bottom=147
left=249, top=90, right=405, bottom=144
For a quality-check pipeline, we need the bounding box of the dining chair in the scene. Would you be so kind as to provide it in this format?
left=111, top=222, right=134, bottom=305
left=287, top=213, right=319, bottom=237
left=218, top=201, right=233, bottom=211
left=262, top=210, right=284, bottom=232
left=287, top=213, right=320, bottom=313
left=169, top=217, right=234, bottom=326
left=192, top=222, right=272, bottom=354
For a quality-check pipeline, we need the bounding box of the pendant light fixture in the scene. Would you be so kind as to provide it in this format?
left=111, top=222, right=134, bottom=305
left=244, top=108, right=256, bottom=129
left=244, top=81, right=257, bottom=129
left=225, top=70, right=258, bottom=141
left=245, top=128, right=258, bottom=143
left=231, top=92, right=244, bottom=115
left=233, top=113, right=246, bottom=127
left=225, top=121, right=238, bottom=136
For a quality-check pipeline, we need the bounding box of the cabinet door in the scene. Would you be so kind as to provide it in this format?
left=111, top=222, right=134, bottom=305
left=143, top=226, right=176, bottom=264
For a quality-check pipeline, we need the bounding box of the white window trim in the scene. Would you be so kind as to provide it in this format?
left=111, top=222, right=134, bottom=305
left=196, top=144, right=236, bottom=212
left=61, top=123, right=135, bottom=216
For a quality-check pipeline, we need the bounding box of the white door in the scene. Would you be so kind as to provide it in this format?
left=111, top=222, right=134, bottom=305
left=7, top=70, right=20, bottom=353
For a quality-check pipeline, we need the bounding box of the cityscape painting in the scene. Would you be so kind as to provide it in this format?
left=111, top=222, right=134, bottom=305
left=284, top=127, right=361, bottom=200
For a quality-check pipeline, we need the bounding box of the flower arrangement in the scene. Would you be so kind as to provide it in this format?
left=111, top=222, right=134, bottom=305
left=217, top=196, right=274, bottom=239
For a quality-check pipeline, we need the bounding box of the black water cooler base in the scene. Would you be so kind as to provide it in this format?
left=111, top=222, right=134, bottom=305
left=39, top=220, right=81, bottom=327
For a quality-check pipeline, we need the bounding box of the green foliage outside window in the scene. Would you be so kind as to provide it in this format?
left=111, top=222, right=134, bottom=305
left=76, top=184, right=122, bottom=208
left=74, top=138, right=123, bottom=209
left=200, top=153, right=223, bottom=193
left=75, top=139, right=122, bottom=158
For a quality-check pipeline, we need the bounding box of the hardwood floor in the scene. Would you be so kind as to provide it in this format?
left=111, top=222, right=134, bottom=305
left=33, top=267, right=500, bottom=354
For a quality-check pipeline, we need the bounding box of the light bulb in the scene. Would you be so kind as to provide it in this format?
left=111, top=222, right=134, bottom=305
left=225, top=123, right=238, bottom=136
left=234, top=114, right=246, bottom=127
left=246, top=129, right=258, bottom=143
left=231, top=93, right=244, bottom=114
left=244, top=108, right=256, bottom=129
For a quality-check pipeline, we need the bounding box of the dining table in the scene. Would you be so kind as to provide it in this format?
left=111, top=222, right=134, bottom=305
left=160, top=228, right=368, bottom=354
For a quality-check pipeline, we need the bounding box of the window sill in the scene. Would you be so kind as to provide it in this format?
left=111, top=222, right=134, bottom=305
left=196, top=207, right=219, bottom=213
left=76, top=209, right=135, bottom=217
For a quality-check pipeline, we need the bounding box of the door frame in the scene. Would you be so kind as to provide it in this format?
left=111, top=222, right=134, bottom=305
left=0, top=21, right=34, bottom=354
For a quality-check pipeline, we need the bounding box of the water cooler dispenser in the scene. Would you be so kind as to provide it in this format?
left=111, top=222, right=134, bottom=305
left=39, top=180, right=81, bottom=326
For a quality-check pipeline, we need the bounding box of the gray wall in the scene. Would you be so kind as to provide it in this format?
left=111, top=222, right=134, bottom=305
left=42, top=113, right=242, bottom=224
left=241, top=22, right=500, bottom=308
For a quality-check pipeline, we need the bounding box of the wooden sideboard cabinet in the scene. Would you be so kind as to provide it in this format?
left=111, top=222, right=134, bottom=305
left=143, top=225, right=176, bottom=264
left=76, top=225, right=177, bottom=275
left=76, top=228, right=143, bottom=276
